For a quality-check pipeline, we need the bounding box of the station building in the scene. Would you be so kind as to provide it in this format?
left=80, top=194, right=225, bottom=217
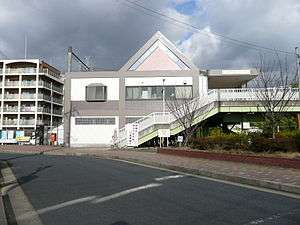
left=64, top=31, right=258, bottom=147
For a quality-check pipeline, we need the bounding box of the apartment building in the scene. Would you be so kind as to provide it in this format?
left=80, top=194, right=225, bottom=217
left=0, top=59, right=63, bottom=143
left=64, top=31, right=258, bottom=147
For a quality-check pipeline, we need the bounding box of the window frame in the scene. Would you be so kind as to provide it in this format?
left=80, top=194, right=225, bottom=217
left=125, top=85, right=193, bottom=101
left=85, top=84, right=107, bottom=102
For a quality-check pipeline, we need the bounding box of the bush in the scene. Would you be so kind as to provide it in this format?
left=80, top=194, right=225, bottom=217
left=190, top=131, right=300, bottom=152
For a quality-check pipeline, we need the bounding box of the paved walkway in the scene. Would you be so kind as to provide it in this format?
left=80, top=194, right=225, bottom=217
left=1, top=146, right=300, bottom=193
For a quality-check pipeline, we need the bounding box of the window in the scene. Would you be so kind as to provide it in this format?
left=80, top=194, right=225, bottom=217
left=125, top=117, right=143, bottom=124
left=75, top=117, right=115, bottom=125
left=86, top=83, right=107, bottom=101
left=125, top=85, right=192, bottom=100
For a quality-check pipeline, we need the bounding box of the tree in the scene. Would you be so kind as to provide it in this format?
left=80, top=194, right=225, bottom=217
left=166, top=88, right=207, bottom=146
left=253, top=53, right=298, bottom=138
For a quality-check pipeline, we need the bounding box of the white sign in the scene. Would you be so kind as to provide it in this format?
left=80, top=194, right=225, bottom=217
left=177, top=136, right=183, bottom=142
left=158, top=129, right=170, bottom=138
left=126, top=123, right=139, bottom=147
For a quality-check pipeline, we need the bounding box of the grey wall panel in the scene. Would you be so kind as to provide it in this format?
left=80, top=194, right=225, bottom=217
left=125, top=101, right=164, bottom=116
left=71, top=101, right=119, bottom=116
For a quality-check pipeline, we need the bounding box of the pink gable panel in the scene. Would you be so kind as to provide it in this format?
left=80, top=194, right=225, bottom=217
left=136, top=47, right=182, bottom=71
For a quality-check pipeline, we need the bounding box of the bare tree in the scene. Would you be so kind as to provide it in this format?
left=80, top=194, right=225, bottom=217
left=166, top=88, right=205, bottom=146
left=253, top=53, right=298, bottom=138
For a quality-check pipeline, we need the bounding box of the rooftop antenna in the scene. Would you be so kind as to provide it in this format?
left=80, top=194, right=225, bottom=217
left=24, top=34, right=27, bottom=59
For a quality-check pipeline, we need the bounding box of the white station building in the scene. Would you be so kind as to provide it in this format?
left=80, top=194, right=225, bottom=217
left=64, top=31, right=258, bottom=147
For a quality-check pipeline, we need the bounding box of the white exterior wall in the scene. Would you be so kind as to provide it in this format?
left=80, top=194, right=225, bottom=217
left=70, top=116, right=118, bottom=147
left=71, top=78, right=119, bottom=101
left=199, top=75, right=208, bottom=96
left=125, top=77, right=193, bottom=86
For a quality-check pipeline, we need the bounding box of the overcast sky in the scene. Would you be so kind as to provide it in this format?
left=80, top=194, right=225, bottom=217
left=0, top=0, right=299, bottom=72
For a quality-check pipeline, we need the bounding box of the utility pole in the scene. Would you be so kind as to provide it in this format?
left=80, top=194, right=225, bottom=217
left=67, top=46, right=72, bottom=73
left=24, top=34, right=27, bottom=59
left=296, top=47, right=300, bottom=98
left=295, top=47, right=300, bottom=130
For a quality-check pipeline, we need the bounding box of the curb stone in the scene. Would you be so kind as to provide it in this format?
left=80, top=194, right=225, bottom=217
left=0, top=162, right=8, bottom=225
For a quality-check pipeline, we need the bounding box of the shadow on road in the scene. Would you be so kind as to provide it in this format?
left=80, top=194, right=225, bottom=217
left=110, top=221, right=130, bottom=225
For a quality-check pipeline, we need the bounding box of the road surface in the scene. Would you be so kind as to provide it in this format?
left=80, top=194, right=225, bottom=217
left=0, top=153, right=299, bottom=225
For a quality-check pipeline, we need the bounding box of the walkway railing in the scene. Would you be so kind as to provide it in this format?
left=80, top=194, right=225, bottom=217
left=116, top=88, right=300, bottom=147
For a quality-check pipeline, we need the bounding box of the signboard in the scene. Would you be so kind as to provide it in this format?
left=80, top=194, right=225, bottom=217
left=126, top=123, right=139, bottom=147
left=16, top=136, right=31, bottom=142
left=16, top=130, right=25, bottom=138
left=158, top=129, right=170, bottom=138
left=1, top=131, right=7, bottom=140
left=177, top=136, right=183, bottom=143
left=7, top=130, right=14, bottom=140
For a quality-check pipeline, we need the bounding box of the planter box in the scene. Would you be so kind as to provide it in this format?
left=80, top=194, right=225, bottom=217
left=158, top=148, right=300, bottom=169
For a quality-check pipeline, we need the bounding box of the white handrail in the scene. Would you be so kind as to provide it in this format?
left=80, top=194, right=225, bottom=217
left=116, top=88, right=300, bottom=146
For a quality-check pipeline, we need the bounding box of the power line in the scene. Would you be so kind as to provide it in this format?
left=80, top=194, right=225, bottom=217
left=122, top=0, right=294, bottom=55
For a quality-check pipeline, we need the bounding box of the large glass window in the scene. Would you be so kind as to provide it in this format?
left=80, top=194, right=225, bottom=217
left=125, top=85, right=192, bottom=100
left=86, top=83, right=107, bottom=101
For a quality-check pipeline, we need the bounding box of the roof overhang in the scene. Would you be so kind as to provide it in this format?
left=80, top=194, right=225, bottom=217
left=208, top=69, right=258, bottom=88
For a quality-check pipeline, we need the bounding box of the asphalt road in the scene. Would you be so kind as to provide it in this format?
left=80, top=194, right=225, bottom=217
left=0, top=152, right=299, bottom=225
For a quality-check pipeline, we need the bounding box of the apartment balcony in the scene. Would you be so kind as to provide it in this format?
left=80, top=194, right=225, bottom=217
left=3, top=119, right=18, bottom=125
left=5, top=81, right=20, bottom=87
left=3, top=107, right=18, bottom=112
left=53, top=97, right=63, bottom=104
left=4, top=93, right=19, bottom=99
left=53, top=109, right=63, bottom=115
left=20, top=106, right=36, bottom=112
left=5, top=68, right=37, bottom=74
left=22, top=80, right=36, bottom=86
left=52, top=85, right=63, bottom=94
left=19, top=119, right=35, bottom=125
left=21, top=93, right=36, bottom=99
left=38, top=94, right=51, bottom=101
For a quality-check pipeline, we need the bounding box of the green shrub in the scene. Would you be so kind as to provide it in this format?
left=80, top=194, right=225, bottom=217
left=190, top=131, right=300, bottom=152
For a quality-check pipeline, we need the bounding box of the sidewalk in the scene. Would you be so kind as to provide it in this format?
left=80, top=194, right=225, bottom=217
left=48, top=148, right=300, bottom=195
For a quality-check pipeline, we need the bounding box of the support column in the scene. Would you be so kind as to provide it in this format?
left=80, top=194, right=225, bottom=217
left=63, top=76, right=71, bottom=147
left=118, top=76, right=126, bottom=129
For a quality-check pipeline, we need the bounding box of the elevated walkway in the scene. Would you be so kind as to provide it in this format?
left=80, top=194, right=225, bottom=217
left=116, top=88, right=300, bottom=147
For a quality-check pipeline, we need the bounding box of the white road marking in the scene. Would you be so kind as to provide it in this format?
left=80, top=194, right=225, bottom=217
left=18, top=196, right=97, bottom=220
left=112, top=159, right=300, bottom=199
left=37, top=196, right=97, bottom=214
left=155, top=174, right=185, bottom=181
left=19, top=183, right=162, bottom=219
left=92, top=183, right=162, bottom=204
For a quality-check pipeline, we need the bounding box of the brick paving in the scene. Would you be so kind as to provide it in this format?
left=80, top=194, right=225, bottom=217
left=1, top=146, right=300, bottom=189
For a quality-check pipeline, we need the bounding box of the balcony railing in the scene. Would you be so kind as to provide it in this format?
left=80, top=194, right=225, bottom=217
left=19, top=119, right=35, bottom=125
left=39, top=80, right=51, bottom=89
left=3, top=119, right=18, bottom=125
left=21, top=93, right=36, bottom=99
left=5, top=68, right=37, bottom=74
left=3, top=107, right=18, bottom=112
left=4, top=94, right=19, bottom=99
left=20, top=106, right=36, bottom=112
left=22, top=80, right=36, bottom=86
left=53, top=97, right=63, bottom=104
left=52, top=85, right=63, bottom=93
left=53, top=109, right=63, bottom=115
left=5, top=81, right=20, bottom=86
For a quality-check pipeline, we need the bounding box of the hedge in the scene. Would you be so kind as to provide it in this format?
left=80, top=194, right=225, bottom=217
left=190, top=131, right=300, bottom=152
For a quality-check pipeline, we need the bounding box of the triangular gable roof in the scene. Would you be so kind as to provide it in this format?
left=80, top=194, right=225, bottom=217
left=120, top=31, right=198, bottom=71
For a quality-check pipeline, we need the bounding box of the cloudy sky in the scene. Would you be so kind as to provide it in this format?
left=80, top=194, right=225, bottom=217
left=0, top=0, right=299, bottom=72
